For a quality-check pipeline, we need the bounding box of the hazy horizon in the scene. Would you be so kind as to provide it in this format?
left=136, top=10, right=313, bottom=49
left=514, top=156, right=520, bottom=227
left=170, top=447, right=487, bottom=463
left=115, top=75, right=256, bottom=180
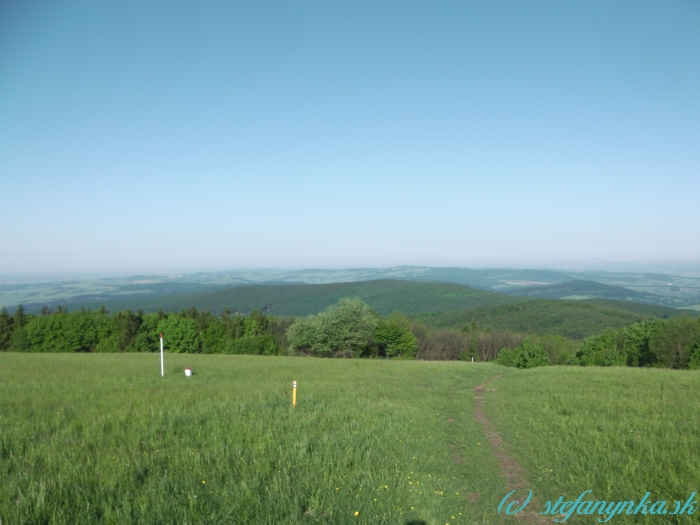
left=4, top=260, right=700, bottom=285
left=2, top=1, right=699, bottom=274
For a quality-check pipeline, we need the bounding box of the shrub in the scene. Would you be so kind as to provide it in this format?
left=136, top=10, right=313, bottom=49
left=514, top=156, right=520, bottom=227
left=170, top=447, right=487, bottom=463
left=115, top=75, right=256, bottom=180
left=225, top=334, right=277, bottom=355
left=493, top=347, right=517, bottom=367
left=495, top=339, right=548, bottom=369
left=375, top=313, right=417, bottom=359
left=577, top=329, right=626, bottom=367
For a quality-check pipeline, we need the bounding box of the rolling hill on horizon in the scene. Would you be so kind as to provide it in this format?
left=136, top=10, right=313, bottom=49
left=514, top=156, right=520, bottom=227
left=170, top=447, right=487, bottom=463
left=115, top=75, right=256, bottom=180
left=7, top=278, right=698, bottom=341
left=4, top=266, right=700, bottom=313
left=413, top=298, right=698, bottom=339
left=503, top=280, right=659, bottom=302
left=40, top=280, right=525, bottom=317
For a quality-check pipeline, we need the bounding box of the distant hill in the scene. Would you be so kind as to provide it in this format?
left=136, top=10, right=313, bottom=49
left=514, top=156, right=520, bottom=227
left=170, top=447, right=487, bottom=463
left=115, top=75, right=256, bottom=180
left=6, top=266, right=700, bottom=312
left=503, top=280, right=659, bottom=302
left=12, top=277, right=699, bottom=340
left=413, top=299, right=698, bottom=339
left=53, top=280, right=525, bottom=317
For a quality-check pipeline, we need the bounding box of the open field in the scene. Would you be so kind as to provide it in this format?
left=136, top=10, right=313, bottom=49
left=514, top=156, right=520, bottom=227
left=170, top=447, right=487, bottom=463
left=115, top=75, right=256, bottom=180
left=1, top=355, right=698, bottom=524
left=0, top=354, right=505, bottom=524
left=486, top=367, right=700, bottom=524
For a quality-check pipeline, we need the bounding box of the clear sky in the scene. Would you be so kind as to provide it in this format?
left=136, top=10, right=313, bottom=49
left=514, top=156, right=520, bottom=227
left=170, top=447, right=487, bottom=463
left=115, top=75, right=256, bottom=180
left=2, top=1, right=699, bottom=275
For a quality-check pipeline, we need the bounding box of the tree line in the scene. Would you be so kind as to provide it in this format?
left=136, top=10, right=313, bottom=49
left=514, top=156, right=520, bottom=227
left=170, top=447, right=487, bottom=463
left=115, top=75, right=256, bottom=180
left=0, top=305, right=288, bottom=355
left=575, top=317, right=700, bottom=369
left=412, top=315, right=700, bottom=370
left=1, top=298, right=699, bottom=369
left=0, top=298, right=418, bottom=358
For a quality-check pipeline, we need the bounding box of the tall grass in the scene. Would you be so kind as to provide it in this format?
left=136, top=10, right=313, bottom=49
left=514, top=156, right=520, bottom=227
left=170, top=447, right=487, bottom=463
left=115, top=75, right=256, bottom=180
left=0, top=354, right=504, bottom=524
left=3, top=355, right=697, bottom=524
left=486, top=366, right=700, bottom=524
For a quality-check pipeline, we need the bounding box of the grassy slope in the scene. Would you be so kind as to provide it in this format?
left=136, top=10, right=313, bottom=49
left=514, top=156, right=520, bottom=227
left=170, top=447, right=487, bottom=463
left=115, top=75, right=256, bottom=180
left=0, top=353, right=504, bottom=525
left=82, top=280, right=524, bottom=316
left=413, top=299, right=697, bottom=338
left=2, top=355, right=698, bottom=525
left=486, top=366, right=700, bottom=524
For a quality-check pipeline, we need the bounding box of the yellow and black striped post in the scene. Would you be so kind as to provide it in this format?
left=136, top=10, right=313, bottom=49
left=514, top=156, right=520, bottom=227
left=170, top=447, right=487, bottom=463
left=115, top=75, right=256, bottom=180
left=292, top=380, right=297, bottom=408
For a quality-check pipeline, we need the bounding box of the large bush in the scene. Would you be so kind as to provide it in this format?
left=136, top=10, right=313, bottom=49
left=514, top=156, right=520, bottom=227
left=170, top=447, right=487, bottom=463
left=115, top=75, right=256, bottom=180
left=286, top=298, right=378, bottom=357
left=374, top=313, right=417, bottom=358
left=494, top=339, right=548, bottom=369
left=225, top=334, right=277, bottom=355
left=576, top=328, right=627, bottom=367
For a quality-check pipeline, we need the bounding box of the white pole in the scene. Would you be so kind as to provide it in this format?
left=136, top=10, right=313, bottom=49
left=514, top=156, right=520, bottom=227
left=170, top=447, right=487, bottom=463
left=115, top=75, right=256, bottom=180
left=160, top=332, right=164, bottom=377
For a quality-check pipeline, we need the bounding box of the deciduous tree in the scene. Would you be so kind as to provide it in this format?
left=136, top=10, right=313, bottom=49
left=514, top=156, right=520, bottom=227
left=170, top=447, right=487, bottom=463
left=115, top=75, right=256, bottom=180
left=374, top=313, right=417, bottom=358
left=287, top=298, right=378, bottom=357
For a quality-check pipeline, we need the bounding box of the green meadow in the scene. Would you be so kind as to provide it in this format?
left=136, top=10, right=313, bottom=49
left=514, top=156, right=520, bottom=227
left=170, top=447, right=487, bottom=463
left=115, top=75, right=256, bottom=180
left=1, top=354, right=698, bottom=524
left=486, top=367, right=700, bottom=523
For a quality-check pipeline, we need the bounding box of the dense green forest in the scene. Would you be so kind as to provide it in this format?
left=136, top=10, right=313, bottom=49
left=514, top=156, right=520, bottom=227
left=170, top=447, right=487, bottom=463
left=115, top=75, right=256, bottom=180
left=576, top=316, right=700, bottom=369
left=2, top=295, right=699, bottom=371
left=491, top=316, right=700, bottom=370
left=413, top=298, right=696, bottom=338
left=0, top=301, right=416, bottom=359
left=0, top=305, right=289, bottom=356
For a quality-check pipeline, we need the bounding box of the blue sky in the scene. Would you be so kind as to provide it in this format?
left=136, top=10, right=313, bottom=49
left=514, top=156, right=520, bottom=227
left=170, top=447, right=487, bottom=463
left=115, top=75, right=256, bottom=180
left=1, top=1, right=699, bottom=274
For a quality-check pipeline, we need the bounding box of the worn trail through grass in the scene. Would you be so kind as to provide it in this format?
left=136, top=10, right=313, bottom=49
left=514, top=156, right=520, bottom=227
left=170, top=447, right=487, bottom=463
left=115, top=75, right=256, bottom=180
left=473, top=374, right=549, bottom=524
left=482, top=367, right=700, bottom=525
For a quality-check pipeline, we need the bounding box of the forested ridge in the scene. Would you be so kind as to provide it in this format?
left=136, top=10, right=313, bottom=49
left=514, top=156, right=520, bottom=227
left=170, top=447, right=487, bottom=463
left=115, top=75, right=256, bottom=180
left=413, top=298, right=695, bottom=338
